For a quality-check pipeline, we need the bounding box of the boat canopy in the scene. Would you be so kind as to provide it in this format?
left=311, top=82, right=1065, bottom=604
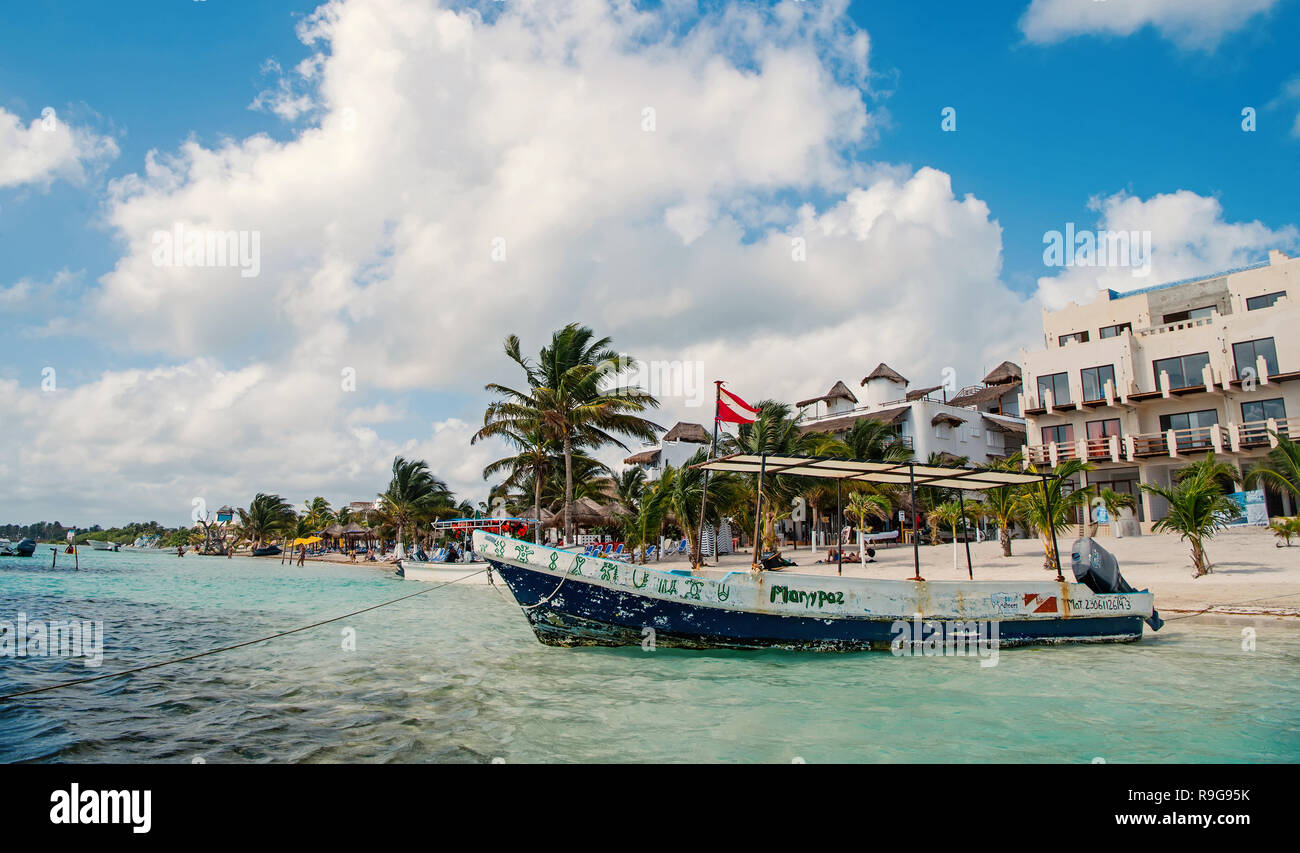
left=432, top=517, right=538, bottom=529
left=692, top=453, right=1056, bottom=491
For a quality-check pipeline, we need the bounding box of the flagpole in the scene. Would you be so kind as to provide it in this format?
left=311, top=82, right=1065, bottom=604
left=694, top=380, right=723, bottom=570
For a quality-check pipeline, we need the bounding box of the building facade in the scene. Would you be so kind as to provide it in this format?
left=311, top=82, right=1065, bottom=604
left=1019, top=248, right=1299, bottom=526
left=795, top=363, right=1026, bottom=465
left=623, top=421, right=711, bottom=479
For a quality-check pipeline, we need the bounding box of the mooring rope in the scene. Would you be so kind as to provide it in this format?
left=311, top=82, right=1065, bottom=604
left=0, top=567, right=489, bottom=702
left=518, top=574, right=566, bottom=611
left=1160, top=590, right=1300, bottom=622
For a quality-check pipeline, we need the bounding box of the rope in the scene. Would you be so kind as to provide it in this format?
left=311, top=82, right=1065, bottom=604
left=1159, top=590, right=1300, bottom=622
left=0, top=567, right=488, bottom=702
left=519, top=574, right=566, bottom=611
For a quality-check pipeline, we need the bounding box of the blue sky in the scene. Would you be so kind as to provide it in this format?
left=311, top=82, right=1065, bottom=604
left=2, top=0, right=1298, bottom=524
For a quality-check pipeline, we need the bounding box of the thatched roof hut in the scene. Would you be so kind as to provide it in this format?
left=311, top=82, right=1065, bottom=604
left=861, top=363, right=908, bottom=386
left=663, top=422, right=710, bottom=443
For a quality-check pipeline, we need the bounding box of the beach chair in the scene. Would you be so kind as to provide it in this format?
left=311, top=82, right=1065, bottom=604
left=643, top=545, right=657, bottom=560
left=611, top=543, right=625, bottom=558
left=672, top=540, right=688, bottom=558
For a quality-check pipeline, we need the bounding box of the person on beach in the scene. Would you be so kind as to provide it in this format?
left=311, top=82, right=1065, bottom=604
left=177, top=546, right=185, bottom=557
left=297, top=545, right=306, bottom=567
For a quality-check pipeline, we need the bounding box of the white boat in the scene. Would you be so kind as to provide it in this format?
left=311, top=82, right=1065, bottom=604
left=474, top=454, right=1163, bottom=651
left=397, top=559, right=507, bottom=587
left=86, top=540, right=120, bottom=552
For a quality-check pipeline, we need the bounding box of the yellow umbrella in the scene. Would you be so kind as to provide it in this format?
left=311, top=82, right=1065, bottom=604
left=293, top=536, right=323, bottom=546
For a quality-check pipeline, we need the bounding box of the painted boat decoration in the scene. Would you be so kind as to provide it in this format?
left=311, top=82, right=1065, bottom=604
left=474, top=531, right=1158, bottom=651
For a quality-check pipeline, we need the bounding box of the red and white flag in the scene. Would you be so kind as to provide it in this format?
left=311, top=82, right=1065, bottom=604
left=716, top=385, right=760, bottom=424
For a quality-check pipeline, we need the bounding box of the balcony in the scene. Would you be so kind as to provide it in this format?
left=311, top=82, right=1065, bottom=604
left=1236, top=416, right=1298, bottom=449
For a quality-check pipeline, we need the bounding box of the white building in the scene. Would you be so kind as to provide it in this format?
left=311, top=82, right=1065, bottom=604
left=795, top=363, right=1026, bottom=464
left=1019, top=248, right=1299, bottom=526
left=623, top=421, right=711, bottom=478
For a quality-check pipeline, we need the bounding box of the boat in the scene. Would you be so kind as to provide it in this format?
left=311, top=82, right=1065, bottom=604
left=252, top=545, right=282, bottom=557
left=86, top=540, right=120, bottom=552
left=397, top=516, right=536, bottom=587
left=0, top=538, right=36, bottom=557
left=474, top=454, right=1162, bottom=651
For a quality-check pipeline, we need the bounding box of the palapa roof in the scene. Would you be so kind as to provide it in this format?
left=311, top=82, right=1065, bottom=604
left=861, top=363, right=908, bottom=386
left=982, top=414, right=1026, bottom=435
left=930, top=412, right=967, bottom=427
left=322, top=523, right=345, bottom=537
left=982, top=361, right=1022, bottom=385
left=795, top=380, right=858, bottom=409
left=623, top=448, right=661, bottom=465
left=948, top=384, right=1015, bottom=407
left=798, top=405, right=909, bottom=435
left=906, top=384, right=944, bottom=401
left=663, top=422, right=710, bottom=443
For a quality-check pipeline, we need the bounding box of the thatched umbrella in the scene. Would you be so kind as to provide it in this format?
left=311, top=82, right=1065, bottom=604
left=518, top=506, right=556, bottom=522
left=323, top=523, right=345, bottom=538
left=546, top=498, right=605, bottom=529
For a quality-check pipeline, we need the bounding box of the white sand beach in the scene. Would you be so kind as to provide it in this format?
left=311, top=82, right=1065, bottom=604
left=693, top=527, right=1300, bottom=618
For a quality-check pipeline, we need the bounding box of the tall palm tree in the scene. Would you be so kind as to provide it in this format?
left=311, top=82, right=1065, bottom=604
left=237, top=493, right=297, bottom=550
left=478, top=424, right=556, bottom=544
left=377, top=456, right=454, bottom=555
left=479, top=324, right=661, bottom=541
left=1141, top=467, right=1238, bottom=576
left=1014, top=458, right=1094, bottom=572
left=1244, top=433, right=1300, bottom=507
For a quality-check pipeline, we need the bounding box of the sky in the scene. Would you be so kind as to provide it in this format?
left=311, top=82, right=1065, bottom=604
left=2, top=0, right=1298, bottom=527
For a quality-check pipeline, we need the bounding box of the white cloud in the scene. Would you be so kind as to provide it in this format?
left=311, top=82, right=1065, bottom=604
left=1033, top=189, right=1300, bottom=310
left=0, top=0, right=1109, bottom=524
left=0, top=106, right=117, bottom=189
left=1019, top=0, right=1281, bottom=50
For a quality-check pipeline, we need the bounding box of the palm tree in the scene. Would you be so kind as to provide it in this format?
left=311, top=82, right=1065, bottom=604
left=237, top=493, right=297, bottom=550
left=479, top=424, right=556, bottom=544
left=841, top=418, right=912, bottom=463
left=929, top=499, right=980, bottom=568
left=479, top=325, right=661, bottom=541
left=1176, top=450, right=1241, bottom=494
left=1141, top=467, right=1238, bottom=576
left=377, top=456, right=454, bottom=556
left=1270, top=516, right=1300, bottom=547
left=1244, top=433, right=1300, bottom=507
left=1013, top=458, right=1094, bottom=572
left=1092, top=488, right=1137, bottom=535
left=982, top=455, right=1025, bottom=557
left=302, top=496, right=335, bottom=531
left=844, top=490, right=890, bottom=539
left=659, top=451, right=741, bottom=566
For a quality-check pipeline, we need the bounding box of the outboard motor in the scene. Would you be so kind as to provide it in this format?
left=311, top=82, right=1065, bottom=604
left=1071, top=537, right=1162, bottom=630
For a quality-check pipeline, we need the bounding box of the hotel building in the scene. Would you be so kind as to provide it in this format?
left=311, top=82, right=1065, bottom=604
left=1019, top=249, right=1299, bottom=527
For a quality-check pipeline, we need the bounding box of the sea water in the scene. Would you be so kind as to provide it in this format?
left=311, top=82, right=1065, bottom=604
left=1, top=548, right=1297, bottom=763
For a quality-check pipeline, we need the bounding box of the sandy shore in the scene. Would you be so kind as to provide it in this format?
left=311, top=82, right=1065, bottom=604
left=679, top=527, right=1300, bottom=618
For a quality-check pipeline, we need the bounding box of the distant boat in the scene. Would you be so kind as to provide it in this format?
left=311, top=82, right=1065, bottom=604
left=86, top=540, right=120, bottom=552
left=0, top=538, right=36, bottom=557
left=131, top=534, right=162, bottom=549
left=252, top=545, right=282, bottom=557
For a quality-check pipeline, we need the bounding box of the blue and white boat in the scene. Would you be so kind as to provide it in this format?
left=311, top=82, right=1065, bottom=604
left=474, top=454, right=1162, bottom=652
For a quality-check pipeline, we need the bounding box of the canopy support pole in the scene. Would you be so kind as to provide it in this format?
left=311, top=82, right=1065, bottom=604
left=959, top=489, right=973, bottom=579
left=1042, top=473, right=1064, bottom=581
left=751, top=453, right=767, bottom=571
left=835, top=478, right=845, bottom=575
left=695, top=380, right=723, bottom=570
left=910, top=464, right=923, bottom=581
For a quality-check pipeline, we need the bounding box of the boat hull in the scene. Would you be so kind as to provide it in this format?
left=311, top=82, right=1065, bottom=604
left=474, top=531, right=1153, bottom=652
left=399, top=560, right=507, bottom=589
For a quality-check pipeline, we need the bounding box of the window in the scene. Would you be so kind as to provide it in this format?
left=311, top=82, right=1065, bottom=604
left=1086, top=418, right=1122, bottom=439
left=1099, top=322, right=1132, bottom=339
left=1159, top=410, right=1219, bottom=449
left=1232, top=337, right=1279, bottom=380
left=1241, top=398, right=1286, bottom=423
left=1247, top=291, right=1285, bottom=311
left=1037, top=372, right=1071, bottom=406
left=1041, top=424, right=1074, bottom=445
left=1059, top=331, right=1089, bottom=346
left=1080, top=364, right=1116, bottom=401
left=1153, top=352, right=1210, bottom=390
left=1161, top=306, right=1214, bottom=324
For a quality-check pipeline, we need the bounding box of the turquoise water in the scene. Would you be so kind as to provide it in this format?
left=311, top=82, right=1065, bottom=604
left=1, top=547, right=1297, bottom=763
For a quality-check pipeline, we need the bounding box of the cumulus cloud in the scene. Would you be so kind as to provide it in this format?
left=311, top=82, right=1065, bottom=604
left=1019, top=0, right=1281, bottom=50
left=3, top=0, right=1041, bottom=523
left=1033, top=189, right=1300, bottom=310
left=0, top=106, right=117, bottom=189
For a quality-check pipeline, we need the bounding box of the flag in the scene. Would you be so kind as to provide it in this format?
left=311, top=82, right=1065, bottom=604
left=716, top=386, right=760, bottom=424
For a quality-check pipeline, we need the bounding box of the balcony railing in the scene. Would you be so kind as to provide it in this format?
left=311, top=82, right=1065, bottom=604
left=1237, top=416, right=1297, bottom=448
left=1025, top=419, right=1296, bottom=465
